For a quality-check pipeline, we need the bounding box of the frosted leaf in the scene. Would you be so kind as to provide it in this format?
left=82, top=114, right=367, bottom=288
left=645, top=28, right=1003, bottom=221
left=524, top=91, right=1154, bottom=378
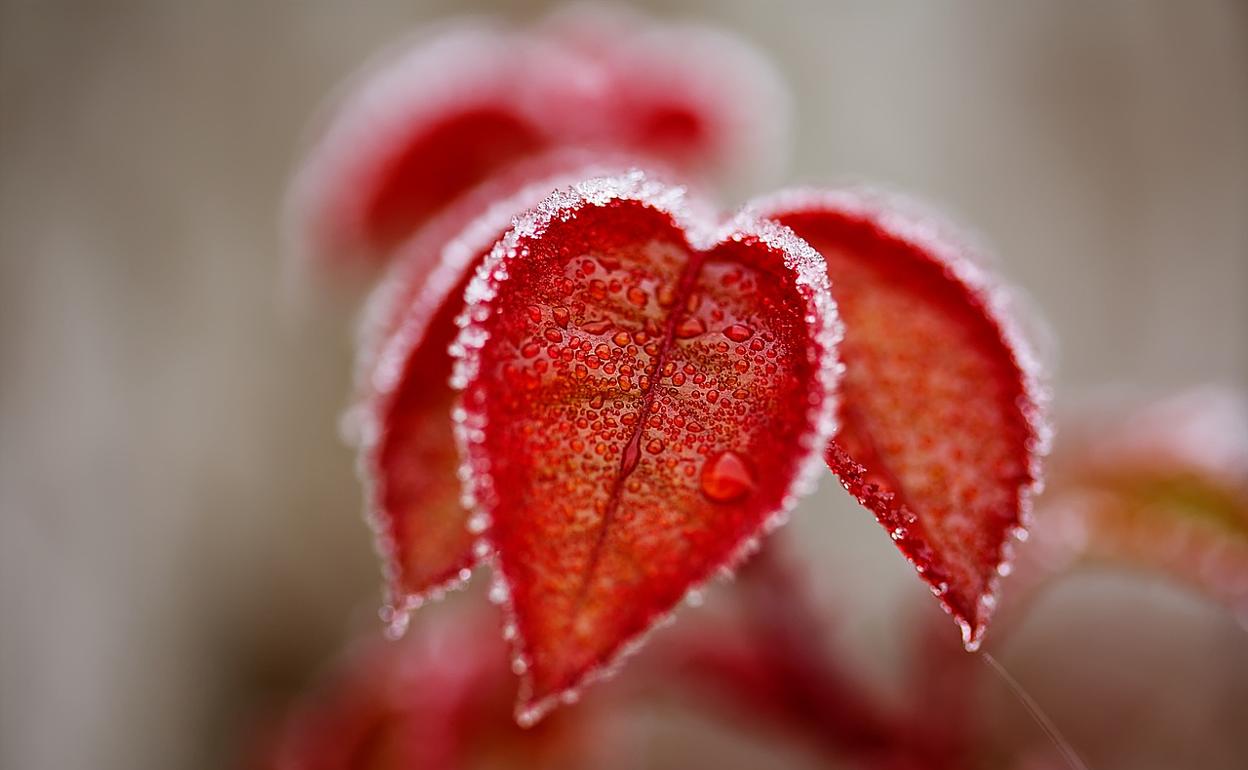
left=751, top=186, right=1049, bottom=650
left=451, top=170, right=840, bottom=724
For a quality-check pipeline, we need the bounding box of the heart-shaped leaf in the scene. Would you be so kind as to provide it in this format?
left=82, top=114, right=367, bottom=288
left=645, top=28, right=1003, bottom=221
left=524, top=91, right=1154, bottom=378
left=1038, top=388, right=1248, bottom=622
left=753, top=189, right=1048, bottom=650
left=353, top=152, right=646, bottom=631
left=451, top=172, right=840, bottom=722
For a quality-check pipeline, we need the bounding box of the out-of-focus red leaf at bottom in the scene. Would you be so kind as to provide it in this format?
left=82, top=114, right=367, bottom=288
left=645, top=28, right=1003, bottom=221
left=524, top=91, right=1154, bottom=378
left=245, top=611, right=601, bottom=770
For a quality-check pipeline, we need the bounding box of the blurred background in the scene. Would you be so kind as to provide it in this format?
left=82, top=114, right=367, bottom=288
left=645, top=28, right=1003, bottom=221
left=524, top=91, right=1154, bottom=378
left=2, top=2, right=1245, bottom=769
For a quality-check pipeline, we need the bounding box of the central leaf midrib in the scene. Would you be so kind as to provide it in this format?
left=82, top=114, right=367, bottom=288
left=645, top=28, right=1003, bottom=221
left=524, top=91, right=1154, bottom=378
left=570, top=248, right=709, bottom=614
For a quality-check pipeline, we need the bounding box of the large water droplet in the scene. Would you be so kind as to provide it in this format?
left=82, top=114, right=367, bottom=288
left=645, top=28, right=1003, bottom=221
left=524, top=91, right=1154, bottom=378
left=581, top=318, right=613, bottom=334
left=723, top=323, right=754, bottom=342
left=675, top=317, right=706, bottom=339
left=700, top=450, right=754, bottom=503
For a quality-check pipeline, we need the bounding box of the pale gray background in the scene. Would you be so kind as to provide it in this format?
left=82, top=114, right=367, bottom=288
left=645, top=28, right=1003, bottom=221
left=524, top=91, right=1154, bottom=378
left=2, top=2, right=1246, bottom=769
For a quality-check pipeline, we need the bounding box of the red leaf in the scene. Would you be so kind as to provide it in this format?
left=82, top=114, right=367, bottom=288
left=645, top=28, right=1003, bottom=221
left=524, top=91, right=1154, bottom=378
left=283, top=23, right=577, bottom=277
left=354, top=152, right=646, bottom=630
left=538, top=7, right=791, bottom=189
left=285, top=11, right=791, bottom=282
left=1036, top=388, right=1248, bottom=622
left=753, top=189, right=1048, bottom=650
left=452, top=172, right=840, bottom=722
left=247, top=610, right=599, bottom=770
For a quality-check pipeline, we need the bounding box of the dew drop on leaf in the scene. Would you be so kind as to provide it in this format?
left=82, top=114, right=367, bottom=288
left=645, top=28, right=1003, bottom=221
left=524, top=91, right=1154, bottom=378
left=675, top=316, right=707, bottom=339
left=722, top=323, right=754, bottom=342
left=700, top=450, right=755, bottom=503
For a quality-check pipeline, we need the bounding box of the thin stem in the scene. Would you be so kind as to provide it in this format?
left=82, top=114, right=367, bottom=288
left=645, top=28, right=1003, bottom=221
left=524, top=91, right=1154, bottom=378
left=981, top=652, right=1090, bottom=770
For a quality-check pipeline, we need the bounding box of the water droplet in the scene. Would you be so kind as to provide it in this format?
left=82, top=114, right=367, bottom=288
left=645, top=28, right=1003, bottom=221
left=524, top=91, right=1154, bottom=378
left=645, top=438, right=665, bottom=454
left=700, top=451, right=754, bottom=503
left=626, top=286, right=648, bottom=307
left=581, top=318, right=613, bottom=334
left=723, top=324, right=753, bottom=342
left=675, top=317, right=706, bottom=339
left=552, top=306, right=570, bottom=328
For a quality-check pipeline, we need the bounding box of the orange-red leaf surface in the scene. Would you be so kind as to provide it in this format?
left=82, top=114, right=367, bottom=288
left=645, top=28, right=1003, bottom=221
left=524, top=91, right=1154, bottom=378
left=753, top=190, right=1048, bottom=650
left=354, top=152, right=645, bottom=629
left=452, top=172, right=840, bottom=722
left=1038, top=388, right=1248, bottom=623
